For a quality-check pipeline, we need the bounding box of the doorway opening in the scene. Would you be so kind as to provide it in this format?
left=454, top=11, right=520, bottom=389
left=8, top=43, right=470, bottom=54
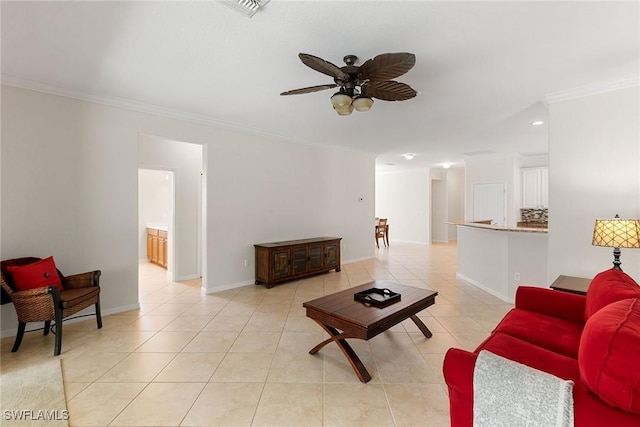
left=139, top=169, right=174, bottom=277
left=137, top=134, right=206, bottom=298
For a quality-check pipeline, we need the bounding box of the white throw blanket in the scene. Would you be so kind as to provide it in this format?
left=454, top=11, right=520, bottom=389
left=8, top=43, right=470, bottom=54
left=473, top=350, right=574, bottom=427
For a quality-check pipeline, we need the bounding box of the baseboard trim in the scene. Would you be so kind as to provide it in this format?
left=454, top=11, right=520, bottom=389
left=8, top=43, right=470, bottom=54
left=175, top=273, right=201, bottom=281
left=203, top=279, right=255, bottom=294
left=382, top=239, right=430, bottom=245
left=0, top=303, right=141, bottom=339
left=342, top=255, right=376, bottom=264
left=456, top=272, right=513, bottom=304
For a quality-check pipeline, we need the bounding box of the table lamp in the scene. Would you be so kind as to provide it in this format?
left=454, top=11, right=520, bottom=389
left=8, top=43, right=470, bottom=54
left=592, top=215, right=640, bottom=271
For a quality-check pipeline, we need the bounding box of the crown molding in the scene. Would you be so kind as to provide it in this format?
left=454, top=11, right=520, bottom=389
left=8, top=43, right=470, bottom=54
left=1, top=75, right=377, bottom=157
left=543, top=75, right=640, bottom=105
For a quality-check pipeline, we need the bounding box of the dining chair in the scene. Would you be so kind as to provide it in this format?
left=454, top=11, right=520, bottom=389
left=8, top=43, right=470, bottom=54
left=376, top=218, right=388, bottom=248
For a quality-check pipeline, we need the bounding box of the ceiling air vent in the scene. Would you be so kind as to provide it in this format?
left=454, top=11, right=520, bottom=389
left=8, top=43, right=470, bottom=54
left=223, top=0, right=270, bottom=17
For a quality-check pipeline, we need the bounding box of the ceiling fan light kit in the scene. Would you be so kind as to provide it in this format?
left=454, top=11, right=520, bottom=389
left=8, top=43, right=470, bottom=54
left=352, top=95, right=374, bottom=112
left=335, top=104, right=355, bottom=116
left=331, top=91, right=352, bottom=108
left=281, top=52, right=417, bottom=116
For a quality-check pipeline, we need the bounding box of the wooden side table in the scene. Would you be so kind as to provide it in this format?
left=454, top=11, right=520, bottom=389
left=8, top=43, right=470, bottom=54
left=550, top=275, right=591, bottom=296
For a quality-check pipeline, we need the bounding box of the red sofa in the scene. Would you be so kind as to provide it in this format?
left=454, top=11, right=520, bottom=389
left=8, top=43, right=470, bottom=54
left=443, top=268, right=640, bottom=426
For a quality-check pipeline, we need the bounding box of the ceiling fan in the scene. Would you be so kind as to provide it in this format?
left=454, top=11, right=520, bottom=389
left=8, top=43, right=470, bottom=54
left=280, top=52, right=417, bottom=116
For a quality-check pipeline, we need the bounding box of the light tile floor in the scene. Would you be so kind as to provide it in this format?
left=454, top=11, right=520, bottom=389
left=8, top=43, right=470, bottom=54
left=1, top=242, right=513, bottom=426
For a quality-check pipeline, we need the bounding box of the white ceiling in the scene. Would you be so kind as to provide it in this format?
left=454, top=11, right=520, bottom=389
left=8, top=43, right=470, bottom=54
left=2, top=1, right=638, bottom=171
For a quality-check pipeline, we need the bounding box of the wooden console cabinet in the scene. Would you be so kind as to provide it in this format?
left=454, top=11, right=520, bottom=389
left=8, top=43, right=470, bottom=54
left=254, top=237, right=342, bottom=288
left=147, top=227, right=168, bottom=269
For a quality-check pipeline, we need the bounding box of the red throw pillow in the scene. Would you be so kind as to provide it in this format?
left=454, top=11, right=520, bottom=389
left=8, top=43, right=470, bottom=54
left=579, top=298, right=640, bottom=413
left=6, top=257, right=64, bottom=292
left=585, top=268, right=640, bottom=319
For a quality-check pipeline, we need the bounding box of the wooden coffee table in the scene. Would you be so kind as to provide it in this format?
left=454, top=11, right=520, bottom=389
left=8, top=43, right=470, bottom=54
left=302, top=281, right=438, bottom=383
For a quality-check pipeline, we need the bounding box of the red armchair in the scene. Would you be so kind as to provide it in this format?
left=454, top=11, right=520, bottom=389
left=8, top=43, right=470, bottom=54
left=443, top=268, right=640, bottom=426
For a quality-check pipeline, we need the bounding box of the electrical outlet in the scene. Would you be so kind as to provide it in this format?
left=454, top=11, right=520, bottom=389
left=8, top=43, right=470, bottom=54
left=514, top=272, right=521, bottom=281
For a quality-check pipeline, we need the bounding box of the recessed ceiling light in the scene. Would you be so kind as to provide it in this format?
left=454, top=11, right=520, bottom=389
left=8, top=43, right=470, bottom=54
left=442, top=163, right=452, bottom=169
left=532, top=121, right=544, bottom=126
left=403, top=153, right=415, bottom=160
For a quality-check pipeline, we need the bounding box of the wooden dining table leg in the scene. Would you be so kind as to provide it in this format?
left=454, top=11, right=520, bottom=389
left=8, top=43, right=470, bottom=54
left=308, top=321, right=372, bottom=383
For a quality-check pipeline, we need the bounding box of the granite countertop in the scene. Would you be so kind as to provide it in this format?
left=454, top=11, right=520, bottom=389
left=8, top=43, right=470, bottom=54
left=453, top=222, right=548, bottom=234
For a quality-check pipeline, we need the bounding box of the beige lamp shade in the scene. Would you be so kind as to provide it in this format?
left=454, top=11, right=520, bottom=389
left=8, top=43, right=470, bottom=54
left=592, top=218, right=640, bottom=248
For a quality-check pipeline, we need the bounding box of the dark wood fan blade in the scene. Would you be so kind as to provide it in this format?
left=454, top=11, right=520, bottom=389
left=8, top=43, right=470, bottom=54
left=358, top=53, right=416, bottom=81
left=280, top=84, right=338, bottom=96
left=363, top=81, right=417, bottom=101
left=298, top=53, right=349, bottom=82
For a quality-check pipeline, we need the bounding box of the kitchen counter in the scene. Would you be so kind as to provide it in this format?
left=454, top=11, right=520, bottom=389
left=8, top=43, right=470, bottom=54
left=455, top=223, right=548, bottom=303
left=450, top=221, right=548, bottom=233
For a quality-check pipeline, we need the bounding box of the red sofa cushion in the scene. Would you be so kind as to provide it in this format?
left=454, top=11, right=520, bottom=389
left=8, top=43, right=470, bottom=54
left=579, top=298, right=640, bottom=414
left=585, top=269, right=640, bottom=319
left=6, top=256, right=64, bottom=292
left=516, top=286, right=586, bottom=324
left=491, top=308, right=584, bottom=358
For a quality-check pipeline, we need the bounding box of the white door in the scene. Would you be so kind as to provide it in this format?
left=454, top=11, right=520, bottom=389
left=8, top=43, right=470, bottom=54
left=473, top=182, right=506, bottom=226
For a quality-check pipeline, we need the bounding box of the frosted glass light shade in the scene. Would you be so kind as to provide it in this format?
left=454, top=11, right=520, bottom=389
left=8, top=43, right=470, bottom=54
left=331, top=92, right=352, bottom=108
left=352, top=96, right=374, bottom=112
left=335, top=104, right=354, bottom=115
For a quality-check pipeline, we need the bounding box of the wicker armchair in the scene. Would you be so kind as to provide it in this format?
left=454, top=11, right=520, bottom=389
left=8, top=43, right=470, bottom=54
left=0, top=257, right=102, bottom=356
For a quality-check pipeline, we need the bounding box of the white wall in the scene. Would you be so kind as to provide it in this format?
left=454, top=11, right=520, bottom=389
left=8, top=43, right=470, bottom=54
left=431, top=178, right=447, bottom=242
left=0, top=86, right=376, bottom=335
left=446, top=168, right=465, bottom=240
left=464, top=154, right=523, bottom=228
left=139, top=135, right=203, bottom=281
left=375, top=169, right=430, bottom=244
left=548, top=86, right=640, bottom=281
left=457, top=226, right=509, bottom=298
left=521, top=154, right=549, bottom=168
left=457, top=226, right=548, bottom=303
